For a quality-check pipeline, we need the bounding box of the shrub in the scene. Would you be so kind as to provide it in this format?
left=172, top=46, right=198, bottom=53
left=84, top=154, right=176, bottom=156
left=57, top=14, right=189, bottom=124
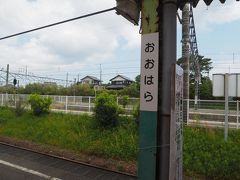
left=15, top=97, right=26, bottom=116
left=28, top=94, right=52, bottom=116
left=94, top=92, right=119, bottom=128
left=121, top=95, right=129, bottom=108
left=132, top=101, right=140, bottom=124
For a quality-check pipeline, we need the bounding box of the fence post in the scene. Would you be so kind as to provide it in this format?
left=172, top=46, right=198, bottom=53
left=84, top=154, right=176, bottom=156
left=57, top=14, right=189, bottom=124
left=88, top=96, right=91, bottom=112
left=14, top=94, right=16, bottom=108
left=224, top=74, right=229, bottom=141
left=6, top=93, right=8, bottom=107
left=237, top=100, right=239, bottom=129
left=65, top=96, right=68, bottom=113
left=1, top=94, right=3, bottom=106
left=187, top=99, right=189, bottom=125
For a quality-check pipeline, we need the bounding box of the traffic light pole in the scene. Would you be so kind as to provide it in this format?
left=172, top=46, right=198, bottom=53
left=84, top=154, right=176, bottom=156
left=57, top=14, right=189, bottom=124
left=139, top=0, right=177, bottom=179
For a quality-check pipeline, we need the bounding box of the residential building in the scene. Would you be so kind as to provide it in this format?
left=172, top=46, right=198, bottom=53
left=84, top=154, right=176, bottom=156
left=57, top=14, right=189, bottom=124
left=81, top=76, right=101, bottom=85
left=107, top=75, right=133, bottom=90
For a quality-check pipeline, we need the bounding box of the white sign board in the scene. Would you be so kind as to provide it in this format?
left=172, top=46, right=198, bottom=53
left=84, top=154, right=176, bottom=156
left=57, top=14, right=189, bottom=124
left=213, top=74, right=240, bottom=97
left=213, top=74, right=224, bottom=97
left=170, top=65, right=183, bottom=180
left=140, top=32, right=159, bottom=111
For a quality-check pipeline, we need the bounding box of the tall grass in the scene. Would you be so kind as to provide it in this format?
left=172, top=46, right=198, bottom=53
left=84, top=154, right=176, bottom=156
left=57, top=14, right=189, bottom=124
left=0, top=107, right=137, bottom=161
left=184, top=126, right=240, bottom=179
left=1, top=106, right=240, bottom=179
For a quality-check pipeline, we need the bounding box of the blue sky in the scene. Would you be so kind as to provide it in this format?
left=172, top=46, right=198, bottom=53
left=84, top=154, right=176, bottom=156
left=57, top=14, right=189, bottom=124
left=0, top=0, right=239, bottom=85
left=178, top=0, right=240, bottom=77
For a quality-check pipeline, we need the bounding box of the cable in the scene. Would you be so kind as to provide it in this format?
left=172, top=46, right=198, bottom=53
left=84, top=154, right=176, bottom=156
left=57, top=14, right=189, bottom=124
left=0, top=7, right=116, bottom=41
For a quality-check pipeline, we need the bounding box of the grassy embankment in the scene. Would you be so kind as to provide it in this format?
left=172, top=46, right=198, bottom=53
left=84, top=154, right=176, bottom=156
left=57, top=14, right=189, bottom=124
left=0, top=106, right=240, bottom=179
left=0, top=107, right=137, bottom=162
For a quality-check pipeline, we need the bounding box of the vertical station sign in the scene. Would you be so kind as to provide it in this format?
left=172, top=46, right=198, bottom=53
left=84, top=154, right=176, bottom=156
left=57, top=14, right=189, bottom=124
left=170, top=65, right=183, bottom=180
left=139, top=32, right=159, bottom=180
left=140, top=32, right=159, bottom=111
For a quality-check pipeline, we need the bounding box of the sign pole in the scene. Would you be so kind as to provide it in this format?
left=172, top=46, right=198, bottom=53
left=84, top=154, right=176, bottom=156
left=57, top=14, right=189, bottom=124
left=139, top=0, right=178, bottom=179
left=139, top=1, right=159, bottom=179
left=224, top=73, right=229, bottom=141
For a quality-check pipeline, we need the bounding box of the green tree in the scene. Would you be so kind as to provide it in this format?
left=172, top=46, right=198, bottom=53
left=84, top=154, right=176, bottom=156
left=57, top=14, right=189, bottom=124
left=119, top=83, right=139, bottom=97
left=199, top=77, right=213, bottom=100
left=177, top=55, right=213, bottom=99
left=24, top=83, right=59, bottom=95
left=119, top=75, right=140, bottom=97
left=177, top=55, right=213, bottom=79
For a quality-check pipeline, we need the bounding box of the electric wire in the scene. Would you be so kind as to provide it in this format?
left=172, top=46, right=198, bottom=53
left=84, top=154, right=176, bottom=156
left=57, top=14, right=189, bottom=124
left=0, top=7, right=116, bottom=41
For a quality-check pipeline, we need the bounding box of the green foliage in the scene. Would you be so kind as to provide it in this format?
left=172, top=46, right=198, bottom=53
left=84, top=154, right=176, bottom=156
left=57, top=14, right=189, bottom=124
left=122, top=95, right=129, bottom=108
left=0, top=107, right=137, bottom=161
left=23, top=83, right=59, bottom=95
left=15, top=97, right=26, bottom=116
left=132, top=101, right=140, bottom=124
left=0, top=85, right=16, bottom=94
left=67, top=84, right=95, bottom=96
left=177, top=54, right=213, bottom=78
left=119, top=83, right=139, bottom=97
left=184, top=127, right=240, bottom=179
left=94, top=92, right=119, bottom=128
left=28, top=94, right=52, bottom=116
left=199, top=77, right=213, bottom=100
left=96, top=89, right=117, bottom=96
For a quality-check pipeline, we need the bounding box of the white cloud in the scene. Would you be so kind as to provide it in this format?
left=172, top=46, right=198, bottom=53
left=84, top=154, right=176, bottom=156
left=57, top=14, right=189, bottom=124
left=193, top=1, right=240, bottom=32
left=0, top=0, right=140, bottom=82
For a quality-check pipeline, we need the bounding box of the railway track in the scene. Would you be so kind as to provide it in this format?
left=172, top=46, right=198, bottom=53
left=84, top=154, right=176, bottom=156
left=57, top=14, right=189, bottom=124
left=0, top=141, right=137, bottom=180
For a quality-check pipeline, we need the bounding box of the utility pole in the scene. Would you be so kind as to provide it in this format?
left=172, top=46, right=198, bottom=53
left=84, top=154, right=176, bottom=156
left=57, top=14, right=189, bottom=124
left=139, top=0, right=178, bottom=179
left=66, top=72, right=68, bottom=87
left=182, top=3, right=190, bottom=122
left=6, top=64, right=9, bottom=86
left=189, top=6, right=200, bottom=110
left=25, top=65, right=28, bottom=76
left=100, top=64, right=102, bottom=85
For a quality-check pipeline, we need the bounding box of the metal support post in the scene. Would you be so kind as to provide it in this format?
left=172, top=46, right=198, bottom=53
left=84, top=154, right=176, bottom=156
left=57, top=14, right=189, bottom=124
left=159, top=1, right=177, bottom=179
left=237, top=100, right=239, bottom=129
left=1, top=94, right=3, bottom=106
left=88, top=96, right=91, bottom=112
left=65, top=96, right=68, bottom=113
left=224, top=74, right=229, bottom=141
left=6, top=64, right=9, bottom=86
left=139, top=0, right=178, bottom=179
left=187, top=99, right=189, bottom=125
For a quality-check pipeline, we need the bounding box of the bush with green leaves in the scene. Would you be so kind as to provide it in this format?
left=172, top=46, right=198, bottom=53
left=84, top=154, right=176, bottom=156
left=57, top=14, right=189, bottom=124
left=132, top=101, right=140, bottom=124
left=28, top=94, right=52, bottom=116
left=121, top=95, right=129, bottom=108
left=94, top=92, right=119, bottom=128
left=15, top=97, right=26, bottom=116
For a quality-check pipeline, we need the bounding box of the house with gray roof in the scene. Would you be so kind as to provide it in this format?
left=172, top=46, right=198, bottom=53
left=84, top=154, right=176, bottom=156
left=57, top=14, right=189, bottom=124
left=107, top=75, right=133, bottom=90
left=81, top=76, right=101, bottom=85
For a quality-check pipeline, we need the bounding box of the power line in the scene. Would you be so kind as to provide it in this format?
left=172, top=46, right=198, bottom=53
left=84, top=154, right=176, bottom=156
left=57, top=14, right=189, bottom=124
left=0, top=7, right=116, bottom=41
